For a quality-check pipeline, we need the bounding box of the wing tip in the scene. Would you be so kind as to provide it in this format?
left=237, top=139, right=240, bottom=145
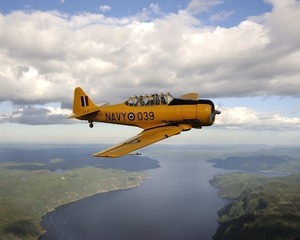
left=93, top=152, right=142, bottom=158
left=93, top=152, right=118, bottom=158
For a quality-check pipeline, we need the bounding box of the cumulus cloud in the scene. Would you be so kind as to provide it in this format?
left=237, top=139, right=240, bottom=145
left=0, top=105, right=72, bottom=125
left=209, top=11, right=234, bottom=22
left=186, top=0, right=222, bottom=15
left=0, top=0, right=300, bottom=127
left=99, top=5, right=111, bottom=13
left=217, top=106, right=300, bottom=130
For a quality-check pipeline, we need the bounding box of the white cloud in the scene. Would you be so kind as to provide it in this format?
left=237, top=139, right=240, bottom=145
left=99, top=5, right=111, bottom=13
left=0, top=0, right=300, bottom=129
left=0, top=105, right=72, bottom=125
left=137, top=3, right=164, bottom=21
left=209, top=11, right=234, bottom=22
left=186, top=0, right=222, bottom=15
left=217, top=106, right=300, bottom=130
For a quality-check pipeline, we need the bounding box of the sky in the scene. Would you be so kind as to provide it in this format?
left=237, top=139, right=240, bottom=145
left=0, top=0, right=300, bottom=146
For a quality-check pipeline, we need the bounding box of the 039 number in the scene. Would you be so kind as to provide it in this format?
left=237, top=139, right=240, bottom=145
left=137, top=112, right=155, bottom=121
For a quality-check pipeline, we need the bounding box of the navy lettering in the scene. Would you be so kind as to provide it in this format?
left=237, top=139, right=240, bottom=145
left=121, top=112, right=126, bottom=121
left=106, top=112, right=128, bottom=122
left=106, top=112, right=154, bottom=122
left=105, top=113, right=111, bottom=121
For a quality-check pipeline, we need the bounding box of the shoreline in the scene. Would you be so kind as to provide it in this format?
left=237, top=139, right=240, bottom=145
left=37, top=177, right=147, bottom=239
left=0, top=163, right=147, bottom=240
left=210, top=172, right=300, bottom=240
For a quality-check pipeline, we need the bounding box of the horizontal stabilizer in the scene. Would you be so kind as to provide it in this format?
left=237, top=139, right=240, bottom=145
left=69, top=107, right=100, bottom=119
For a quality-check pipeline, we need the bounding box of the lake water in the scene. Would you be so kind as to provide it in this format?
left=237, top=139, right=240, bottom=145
left=40, top=153, right=231, bottom=240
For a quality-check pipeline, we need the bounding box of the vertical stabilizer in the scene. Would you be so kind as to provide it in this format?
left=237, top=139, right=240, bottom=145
left=70, top=87, right=99, bottom=119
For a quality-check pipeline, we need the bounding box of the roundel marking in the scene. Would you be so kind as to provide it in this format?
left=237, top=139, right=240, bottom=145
left=128, top=112, right=135, bottom=121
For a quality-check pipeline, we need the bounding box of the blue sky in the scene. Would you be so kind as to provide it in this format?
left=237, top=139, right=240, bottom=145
left=1, top=0, right=272, bottom=27
left=0, top=0, right=300, bottom=146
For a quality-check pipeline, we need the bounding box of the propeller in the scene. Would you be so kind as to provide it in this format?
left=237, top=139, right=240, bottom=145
left=210, top=109, right=221, bottom=123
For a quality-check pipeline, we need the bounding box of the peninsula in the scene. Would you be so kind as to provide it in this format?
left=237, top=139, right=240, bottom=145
left=209, top=150, right=300, bottom=240
left=0, top=146, right=150, bottom=240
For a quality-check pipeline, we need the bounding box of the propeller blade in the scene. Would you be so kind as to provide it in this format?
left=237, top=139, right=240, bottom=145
left=210, top=110, right=221, bottom=123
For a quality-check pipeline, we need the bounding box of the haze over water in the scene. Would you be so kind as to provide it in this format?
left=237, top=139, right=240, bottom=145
left=40, top=152, right=232, bottom=240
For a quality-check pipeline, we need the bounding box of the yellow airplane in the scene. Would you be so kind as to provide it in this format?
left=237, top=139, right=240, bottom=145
left=70, top=87, right=221, bottom=158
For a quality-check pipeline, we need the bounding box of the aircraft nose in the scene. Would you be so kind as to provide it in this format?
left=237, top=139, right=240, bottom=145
left=210, top=106, right=221, bottom=124
left=196, top=100, right=221, bottom=126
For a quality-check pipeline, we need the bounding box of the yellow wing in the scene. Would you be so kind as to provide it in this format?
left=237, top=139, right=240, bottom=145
left=93, top=125, right=188, bottom=158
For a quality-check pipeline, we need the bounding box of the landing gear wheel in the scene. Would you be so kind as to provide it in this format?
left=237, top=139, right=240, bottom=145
left=89, top=123, right=94, bottom=128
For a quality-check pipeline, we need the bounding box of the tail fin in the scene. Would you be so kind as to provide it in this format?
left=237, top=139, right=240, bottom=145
left=70, top=87, right=100, bottom=119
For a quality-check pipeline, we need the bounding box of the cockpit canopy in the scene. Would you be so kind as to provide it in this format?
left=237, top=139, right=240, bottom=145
left=125, top=93, right=174, bottom=106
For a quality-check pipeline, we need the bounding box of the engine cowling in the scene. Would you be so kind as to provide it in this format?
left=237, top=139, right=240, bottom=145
left=196, top=100, right=221, bottom=126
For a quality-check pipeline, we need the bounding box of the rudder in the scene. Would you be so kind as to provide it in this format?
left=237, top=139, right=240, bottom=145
left=70, top=87, right=99, bottom=119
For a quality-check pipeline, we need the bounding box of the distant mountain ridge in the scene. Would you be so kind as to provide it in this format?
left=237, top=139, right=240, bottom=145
left=208, top=153, right=300, bottom=174
left=209, top=155, right=287, bottom=171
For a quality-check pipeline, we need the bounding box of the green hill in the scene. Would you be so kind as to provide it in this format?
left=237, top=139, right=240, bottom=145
left=211, top=173, right=300, bottom=240
left=0, top=163, right=145, bottom=240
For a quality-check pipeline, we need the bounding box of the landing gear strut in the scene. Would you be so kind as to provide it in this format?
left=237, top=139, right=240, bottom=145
left=89, top=122, right=94, bottom=128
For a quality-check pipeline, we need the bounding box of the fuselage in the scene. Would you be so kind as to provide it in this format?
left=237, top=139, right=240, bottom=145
left=87, top=98, right=216, bottom=130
